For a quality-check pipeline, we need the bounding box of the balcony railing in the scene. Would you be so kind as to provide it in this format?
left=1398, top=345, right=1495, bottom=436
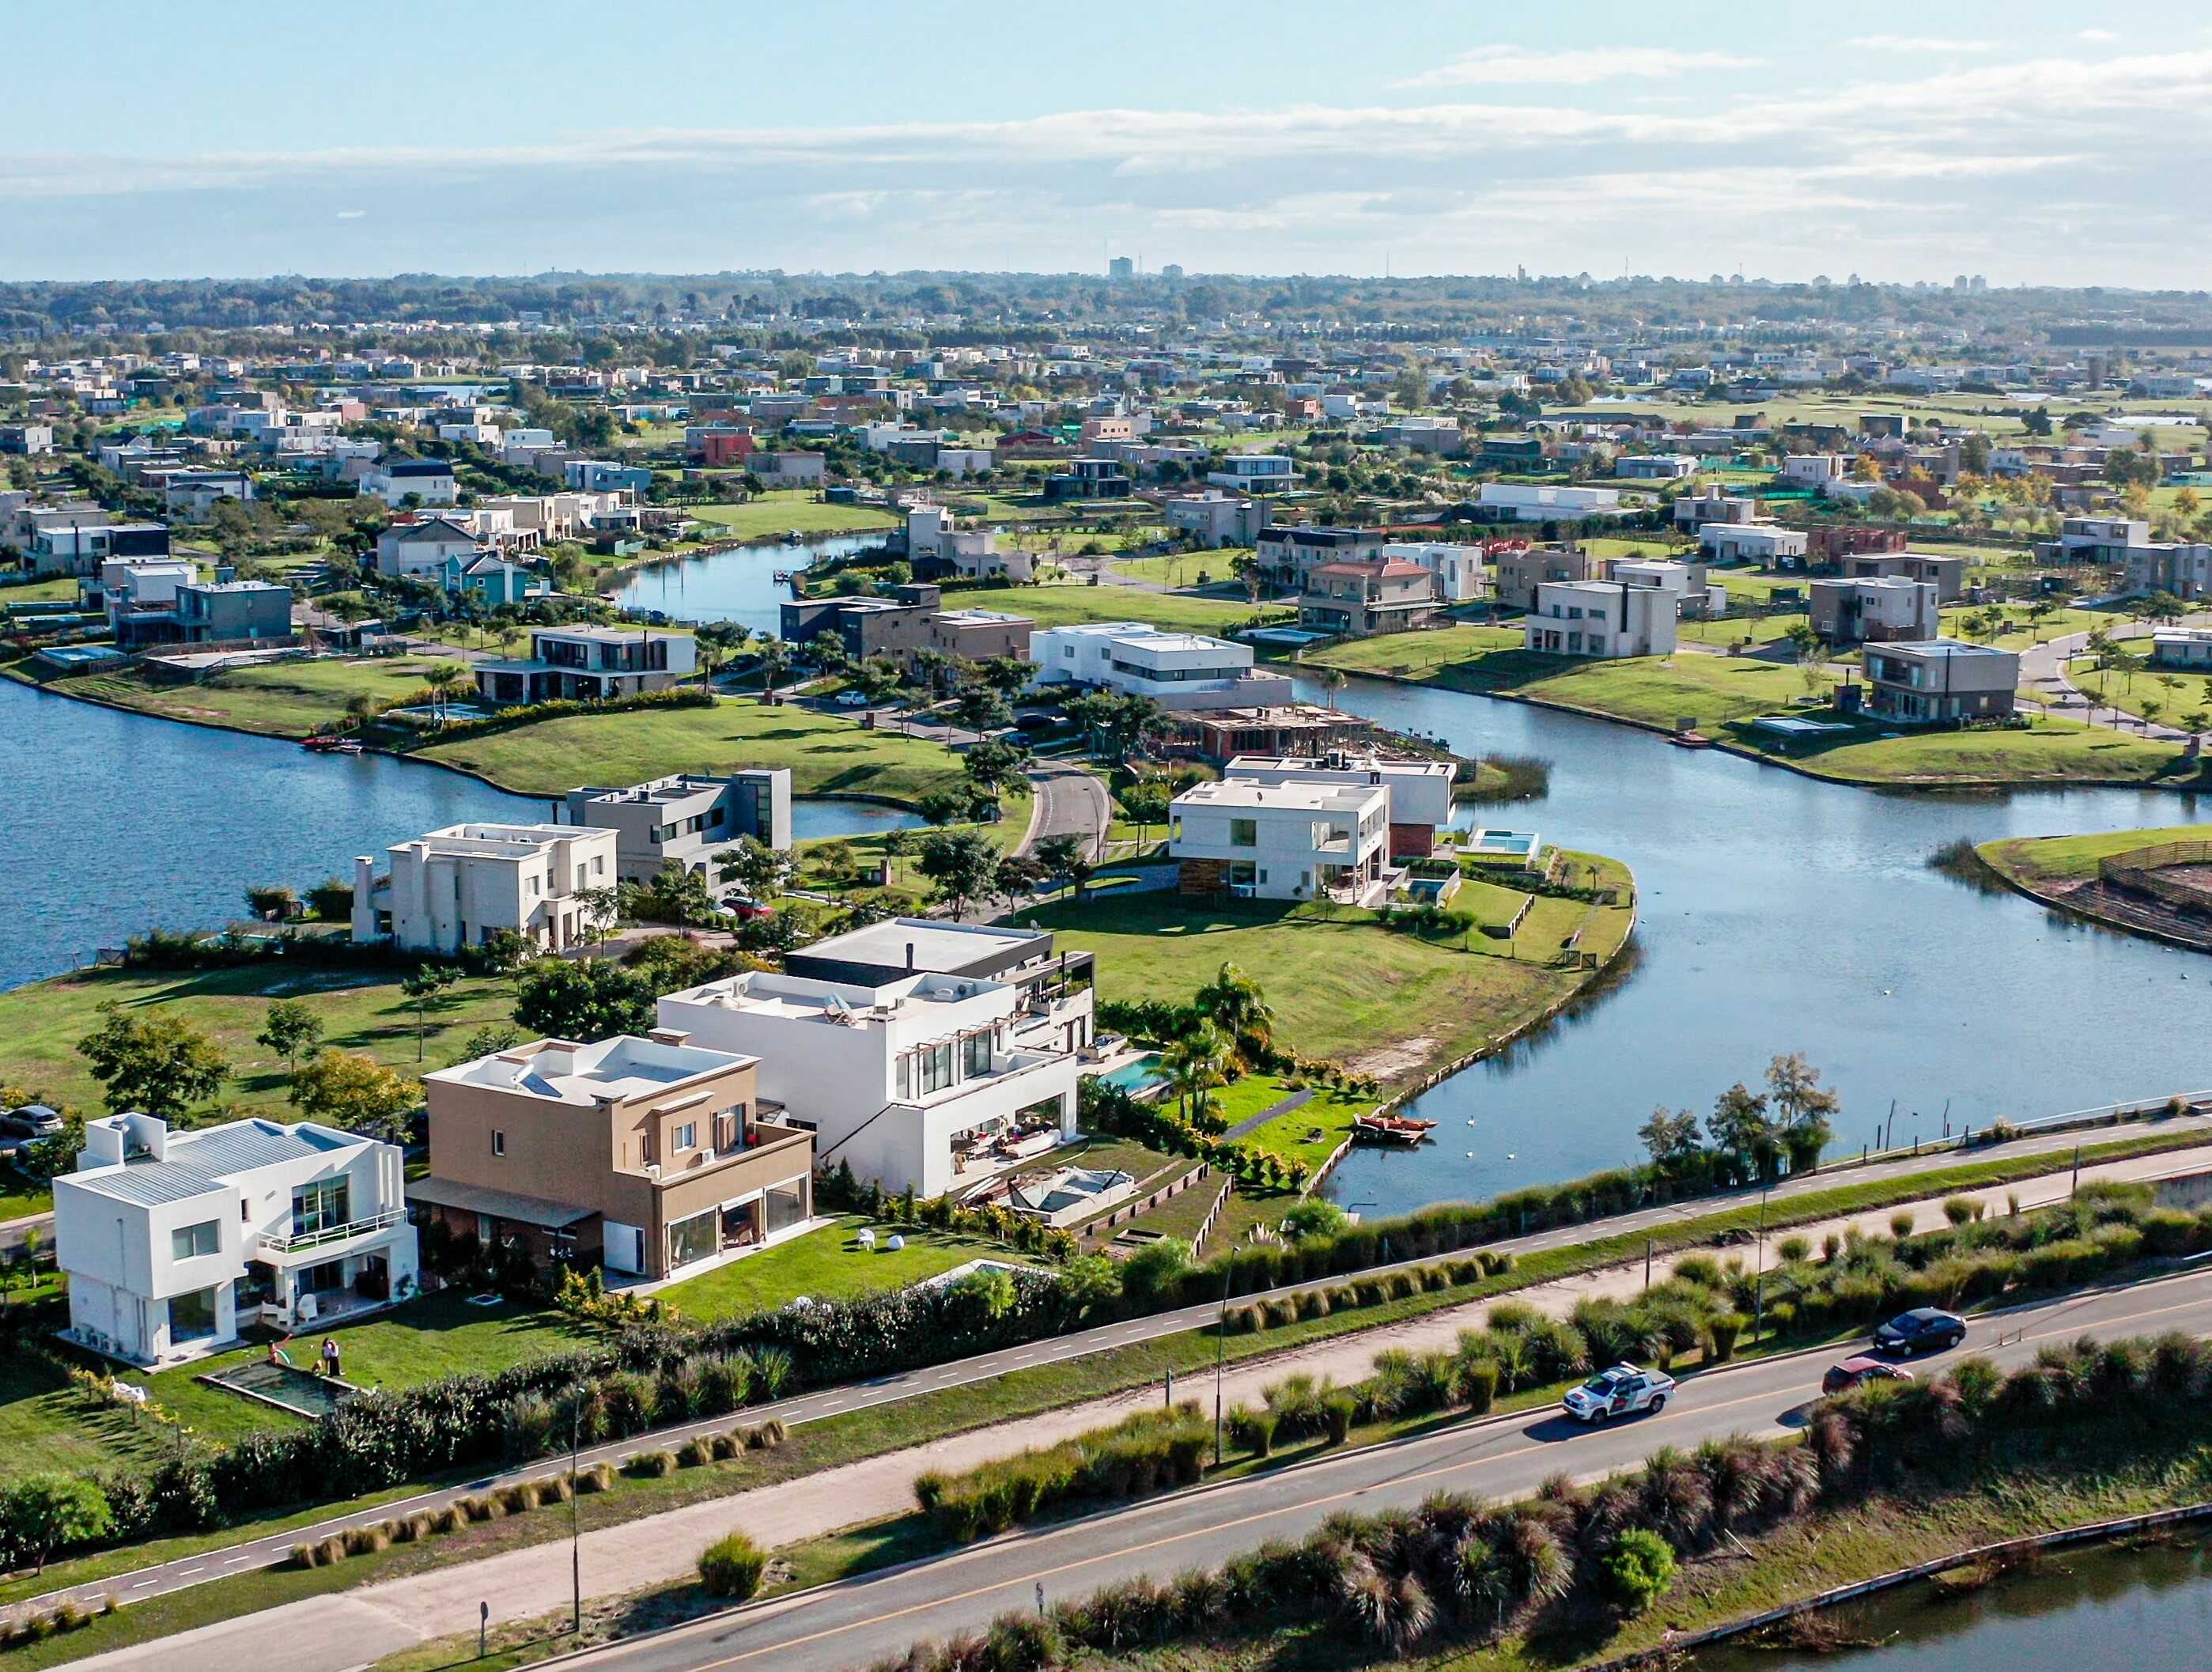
left=259, top=1205, right=406, bottom=1257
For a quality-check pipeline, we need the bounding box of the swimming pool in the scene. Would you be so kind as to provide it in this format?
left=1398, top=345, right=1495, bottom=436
left=1465, top=828, right=1541, bottom=859
left=1092, top=1052, right=1165, bottom=1092
left=200, top=1358, right=357, bottom=1418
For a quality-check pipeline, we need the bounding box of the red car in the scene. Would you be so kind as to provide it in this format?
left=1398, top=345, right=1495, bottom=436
left=1823, top=1356, right=1915, bottom=1396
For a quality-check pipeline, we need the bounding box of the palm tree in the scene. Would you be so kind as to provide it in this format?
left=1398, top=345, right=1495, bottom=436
left=1316, top=666, right=1348, bottom=710
left=1164, top=1024, right=1228, bottom=1125
left=422, top=660, right=469, bottom=727
left=1196, top=962, right=1274, bottom=1057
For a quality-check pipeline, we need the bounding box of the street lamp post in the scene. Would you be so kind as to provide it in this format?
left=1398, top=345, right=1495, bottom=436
left=568, top=1389, right=583, bottom=1637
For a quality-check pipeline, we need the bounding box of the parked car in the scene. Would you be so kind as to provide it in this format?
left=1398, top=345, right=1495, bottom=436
left=1823, top=1356, right=1915, bottom=1395
left=835, top=690, right=872, bottom=708
left=1872, top=1308, right=1965, bottom=1356
left=0, top=1105, right=62, bottom=1141
left=1561, top=1363, right=1675, bottom=1424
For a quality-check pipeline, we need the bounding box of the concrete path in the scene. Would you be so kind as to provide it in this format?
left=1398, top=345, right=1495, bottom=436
left=80, top=1137, right=2212, bottom=1672
left=1224, top=1089, right=1313, bottom=1140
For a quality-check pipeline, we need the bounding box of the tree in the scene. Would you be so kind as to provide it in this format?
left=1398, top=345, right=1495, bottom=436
left=1601, top=1528, right=1677, bottom=1615
left=399, top=964, right=461, bottom=1062
left=77, top=1003, right=228, bottom=1119
left=1314, top=665, right=1349, bottom=710
left=454, top=1021, right=524, bottom=1062
left=882, top=827, right=914, bottom=887
left=1707, top=1082, right=1779, bottom=1182
left=290, top=1050, right=418, bottom=1143
left=514, top=958, right=656, bottom=1042
left=1195, top=962, right=1274, bottom=1057
left=914, top=829, right=1001, bottom=919
left=1638, top=1106, right=1704, bottom=1178
left=713, top=836, right=791, bottom=902
left=1163, top=1023, right=1229, bottom=1124
left=1119, top=780, right=1173, bottom=847
left=754, top=637, right=792, bottom=700
left=2, top=1476, right=112, bottom=1576
left=972, top=655, right=1034, bottom=699
left=244, top=883, right=299, bottom=921
left=951, top=682, right=1012, bottom=742
left=422, top=660, right=469, bottom=727
left=256, top=999, right=324, bottom=1075
left=573, top=884, right=622, bottom=951
left=1034, top=832, right=1094, bottom=900
left=1765, top=1051, right=1839, bottom=1171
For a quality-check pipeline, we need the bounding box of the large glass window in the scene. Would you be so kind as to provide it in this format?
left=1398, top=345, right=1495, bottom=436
left=963, top=1031, right=993, bottom=1076
left=292, top=1178, right=350, bottom=1238
left=763, top=1180, right=808, bottom=1235
left=1228, top=818, right=1257, bottom=847
left=170, top=1220, right=219, bottom=1261
left=168, top=1286, right=218, bottom=1341
left=667, top=1209, right=719, bottom=1270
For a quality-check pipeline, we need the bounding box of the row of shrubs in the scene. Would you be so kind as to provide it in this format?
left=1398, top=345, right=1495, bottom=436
left=0, top=1594, right=115, bottom=1650
left=1223, top=1246, right=1518, bottom=1334
left=376, top=683, right=716, bottom=745
left=913, top=1409, right=1211, bottom=1541
left=874, top=1329, right=2212, bottom=1672
left=290, top=1421, right=788, bottom=1569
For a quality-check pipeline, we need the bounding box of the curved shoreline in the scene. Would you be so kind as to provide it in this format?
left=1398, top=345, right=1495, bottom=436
left=1280, top=656, right=2205, bottom=796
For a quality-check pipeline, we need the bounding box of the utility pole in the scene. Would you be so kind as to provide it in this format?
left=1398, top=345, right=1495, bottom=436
left=2071, top=1143, right=2082, bottom=1197
left=1644, top=1239, right=1654, bottom=1293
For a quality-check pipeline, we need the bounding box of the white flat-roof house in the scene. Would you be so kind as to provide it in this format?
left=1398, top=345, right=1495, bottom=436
left=361, top=457, right=459, bottom=508
left=2152, top=627, right=2212, bottom=668
left=562, top=770, right=793, bottom=883
left=1224, top=753, right=1457, bottom=858
left=1029, top=620, right=1294, bottom=709
left=658, top=968, right=1083, bottom=1198
left=56, top=1112, right=418, bottom=1366
left=1699, top=521, right=1810, bottom=565
left=1862, top=639, right=2020, bottom=724
left=1480, top=482, right=1623, bottom=522
left=351, top=822, right=618, bottom=955
left=1204, top=454, right=1297, bottom=493
left=1382, top=541, right=1488, bottom=604
left=474, top=626, right=698, bottom=705
left=1525, top=579, right=1679, bottom=658
left=1170, top=777, right=1390, bottom=902
left=1779, top=455, right=1846, bottom=487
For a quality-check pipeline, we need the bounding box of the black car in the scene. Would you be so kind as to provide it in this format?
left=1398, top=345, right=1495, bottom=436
left=1873, top=1308, right=1964, bottom=1355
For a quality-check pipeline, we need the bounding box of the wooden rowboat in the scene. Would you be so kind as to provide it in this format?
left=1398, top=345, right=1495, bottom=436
left=1352, top=1113, right=1436, bottom=1145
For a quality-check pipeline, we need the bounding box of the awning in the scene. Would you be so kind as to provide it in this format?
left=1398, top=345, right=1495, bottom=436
left=405, top=1177, right=598, bottom=1230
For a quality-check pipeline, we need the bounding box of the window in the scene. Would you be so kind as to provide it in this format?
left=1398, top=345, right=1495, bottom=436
left=168, top=1286, right=218, bottom=1341
left=963, top=1031, right=993, bottom=1076
left=170, top=1220, right=219, bottom=1260
left=1228, top=818, right=1257, bottom=848
left=491, top=1130, right=505, bottom=1157
left=292, top=1177, right=350, bottom=1236
left=672, top=1122, right=696, bottom=1152
left=667, top=1209, right=718, bottom=1269
left=763, top=1178, right=809, bottom=1235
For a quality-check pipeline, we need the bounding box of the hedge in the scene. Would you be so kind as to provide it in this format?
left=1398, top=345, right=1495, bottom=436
left=913, top=1407, right=1210, bottom=1541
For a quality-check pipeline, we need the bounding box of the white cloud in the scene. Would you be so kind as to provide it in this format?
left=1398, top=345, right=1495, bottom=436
left=1396, top=46, right=1761, bottom=89
left=335, top=208, right=365, bottom=219
left=2079, top=28, right=2118, bottom=42
left=1846, top=35, right=1994, bottom=53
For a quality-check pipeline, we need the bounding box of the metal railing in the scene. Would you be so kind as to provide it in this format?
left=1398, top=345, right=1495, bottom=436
left=258, top=1205, right=406, bottom=1256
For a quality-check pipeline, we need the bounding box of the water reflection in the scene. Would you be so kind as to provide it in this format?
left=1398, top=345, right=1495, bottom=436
left=611, top=533, right=890, bottom=639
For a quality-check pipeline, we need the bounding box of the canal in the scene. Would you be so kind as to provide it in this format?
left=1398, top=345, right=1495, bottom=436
left=1692, top=1528, right=2212, bottom=1671
left=1307, top=673, right=2211, bottom=1217
left=0, top=677, right=925, bottom=993
left=611, top=531, right=889, bottom=640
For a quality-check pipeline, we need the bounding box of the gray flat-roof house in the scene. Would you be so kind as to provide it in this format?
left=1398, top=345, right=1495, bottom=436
left=562, top=770, right=794, bottom=883
left=474, top=626, right=698, bottom=705
left=1862, top=639, right=2019, bottom=724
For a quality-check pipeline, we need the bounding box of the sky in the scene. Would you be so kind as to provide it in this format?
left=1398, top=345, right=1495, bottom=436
left=3, top=2, right=2210, bottom=288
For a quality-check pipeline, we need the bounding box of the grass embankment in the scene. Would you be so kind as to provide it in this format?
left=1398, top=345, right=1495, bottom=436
left=681, top=494, right=898, bottom=543
left=1978, top=825, right=2212, bottom=891
left=1029, top=856, right=1634, bottom=1084
left=7, top=1124, right=2211, bottom=1646
left=41, top=655, right=473, bottom=740
left=414, top=697, right=975, bottom=803
left=996, top=581, right=1270, bottom=634
left=1302, top=637, right=2202, bottom=789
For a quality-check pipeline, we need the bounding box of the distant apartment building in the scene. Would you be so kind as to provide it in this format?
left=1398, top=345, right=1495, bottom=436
left=1299, top=557, right=1441, bottom=637
left=57, top=1112, right=417, bottom=1366
left=1524, top=579, right=1678, bottom=658
left=361, top=458, right=459, bottom=508
left=782, top=584, right=1033, bottom=671
left=1044, top=457, right=1133, bottom=500
left=351, top=822, right=618, bottom=955
left=1809, top=577, right=1940, bottom=645
left=1028, top=621, right=1292, bottom=709
left=1169, top=777, right=1390, bottom=902
left=473, top=626, right=698, bottom=705
left=417, top=1035, right=816, bottom=1280
left=1862, top=640, right=2019, bottom=724
left=562, top=770, right=793, bottom=884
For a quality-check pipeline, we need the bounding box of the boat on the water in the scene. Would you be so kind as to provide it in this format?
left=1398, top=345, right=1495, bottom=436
left=1669, top=732, right=1713, bottom=750
left=301, top=736, right=364, bottom=755
left=1352, top=1112, right=1436, bottom=1146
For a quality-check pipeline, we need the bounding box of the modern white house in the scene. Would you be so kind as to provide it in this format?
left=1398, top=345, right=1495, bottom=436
left=473, top=626, right=698, bottom=705
left=1381, top=541, right=1488, bottom=604
left=1480, top=482, right=1623, bottom=521
left=56, top=1112, right=418, bottom=1366
left=1169, top=776, right=1390, bottom=902
left=2151, top=627, right=2212, bottom=668
left=1779, top=455, right=1847, bottom=487
left=351, top=822, right=618, bottom=954
left=1525, top=579, right=1680, bottom=657
left=1223, top=753, right=1456, bottom=858
left=1698, top=521, right=1810, bottom=565
left=1028, top=620, right=1293, bottom=709
left=657, top=966, right=1086, bottom=1199
left=1204, top=454, right=1297, bottom=493
left=361, top=458, right=459, bottom=508
left=562, top=770, right=793, bottom=883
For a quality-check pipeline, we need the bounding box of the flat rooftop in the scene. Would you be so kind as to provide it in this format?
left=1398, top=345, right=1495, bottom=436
left=1871, top=637, right=2013, bottom=660
left=1228, top=753, right=1454, bottom=779
left=796, top=917, right=1049, bottom=974
left=432, top=1035, right=754, bottom=1103
left=1174, top=777, right=1384, bottom=813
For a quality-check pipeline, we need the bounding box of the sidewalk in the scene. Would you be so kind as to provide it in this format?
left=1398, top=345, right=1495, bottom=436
left=77, top=1138, right=2212, bottom=1672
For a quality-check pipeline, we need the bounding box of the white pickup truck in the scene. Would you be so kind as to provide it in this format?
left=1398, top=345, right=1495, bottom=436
left=1561, top=1363, right=1676, bottom=1424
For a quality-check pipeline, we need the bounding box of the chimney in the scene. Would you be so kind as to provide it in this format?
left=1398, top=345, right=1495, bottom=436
left=905, top=941, right=916, bottom=972
left=647, top=1027, right=690, bottom=1047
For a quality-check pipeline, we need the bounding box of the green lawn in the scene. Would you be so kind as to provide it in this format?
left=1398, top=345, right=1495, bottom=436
left=3, top=577, right=84, bottom=603
left=655, top=1216, right=1018, bottom=1318
left=1028, top=866, right=1634, bottom=1084
left=1941, top=602, right=2119, bottom=649
left=1977, top=825, right=2212, bottom=890
left=1676, top=611, right=1809, bottom=648
left=1106, top=550, right=1247, bottom=588
left=1001, top=581, right=1273, bottom=634
left=46, top=655, right=473, bottom=740
left=0, top=964, right=520, bottom=1122
left=683, top=493, right=899, bottom=541
left=1297, top=624, right=1522, bottom=682
left=1749, top=713, right=2195, bottom=787
left=417, top=697, right=974, bottom=803
left=0, top=1167, right=53, bottom=1221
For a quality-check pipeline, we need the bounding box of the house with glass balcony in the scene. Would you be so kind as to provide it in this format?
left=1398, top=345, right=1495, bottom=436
left=1168, top=776, right=1390, bottom=902
left=55, top=1112, right=418, bottom=1366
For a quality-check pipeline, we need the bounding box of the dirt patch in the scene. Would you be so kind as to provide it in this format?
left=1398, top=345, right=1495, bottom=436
left=1346, top=1035, right=1437, bottom=1081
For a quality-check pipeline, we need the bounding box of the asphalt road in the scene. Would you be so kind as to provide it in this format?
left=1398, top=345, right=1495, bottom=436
left=1020, top=760, right=1112, bottom=860
left=555, top=1262, right=2212, bottom=1672
left=15, top=1110, right=2207, bottom=1627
